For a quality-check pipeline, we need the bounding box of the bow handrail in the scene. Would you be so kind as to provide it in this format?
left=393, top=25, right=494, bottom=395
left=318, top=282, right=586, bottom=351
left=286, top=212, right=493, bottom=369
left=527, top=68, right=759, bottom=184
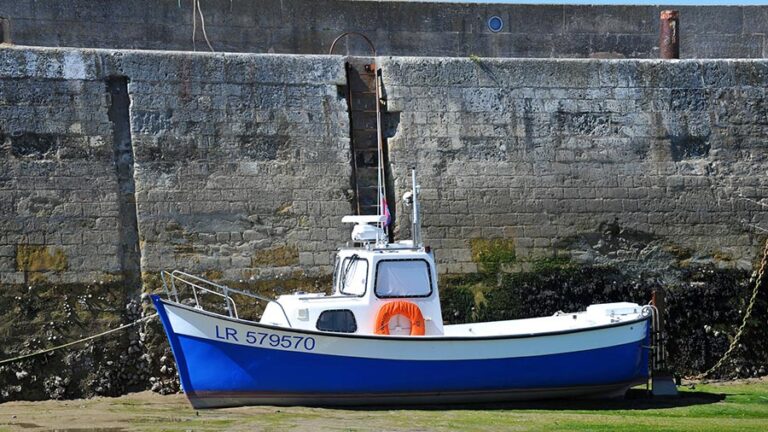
left=160, top=270, right=292, bottom=327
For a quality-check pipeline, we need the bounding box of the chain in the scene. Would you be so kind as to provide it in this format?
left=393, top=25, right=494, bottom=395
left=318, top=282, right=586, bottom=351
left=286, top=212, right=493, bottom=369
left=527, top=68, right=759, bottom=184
left=690, top=237, right=768, bottom=380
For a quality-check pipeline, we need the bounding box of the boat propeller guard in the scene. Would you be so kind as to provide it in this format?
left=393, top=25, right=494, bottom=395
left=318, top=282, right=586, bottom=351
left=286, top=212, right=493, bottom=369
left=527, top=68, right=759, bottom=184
left=374, top=300, right=426, bottom=336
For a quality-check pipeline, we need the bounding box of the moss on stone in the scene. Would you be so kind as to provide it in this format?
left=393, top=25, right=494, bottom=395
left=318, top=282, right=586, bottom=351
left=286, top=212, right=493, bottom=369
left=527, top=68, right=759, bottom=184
left=664, top=244, right=694, bottom=260
left=229, top=275, right=332, bottom=298
left=140, top=271, right=165, bottom=294
left=251, top=245, right=299, bottom=267
left=16, top=244, right=68, bottom=272
left=713, top=250, right=734, bottom=262
left=172, top=243, right=197, bottom=255
left=529, top=255, right=573, bottom=273
left=469, top=238, right=516, bottom=274
left=203, top=269, right=224, bottom=280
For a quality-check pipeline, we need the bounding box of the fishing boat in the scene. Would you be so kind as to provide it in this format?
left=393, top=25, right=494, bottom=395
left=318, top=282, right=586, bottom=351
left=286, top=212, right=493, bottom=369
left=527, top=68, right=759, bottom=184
left=151, top=169, right=653, bottom=408
left=152, top=39, right=652, bottom=407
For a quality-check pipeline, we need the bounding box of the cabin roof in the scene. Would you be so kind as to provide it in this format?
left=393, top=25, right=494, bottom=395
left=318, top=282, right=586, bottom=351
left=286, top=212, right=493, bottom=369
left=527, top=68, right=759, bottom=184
left=337, top=246, right=429, bottom=259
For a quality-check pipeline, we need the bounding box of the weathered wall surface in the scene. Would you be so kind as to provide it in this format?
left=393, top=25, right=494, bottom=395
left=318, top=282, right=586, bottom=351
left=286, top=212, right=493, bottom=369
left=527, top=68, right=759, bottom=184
left=0, top=47, right=350, bottom=287
left=1, top=1, right=767, bottom=59
left=2, top=47, right=768, bottom=294
left=0, top=51, right=124, bottom=285
left=0, top=46, right=350, bottom=400
left=382, top=57, right=768, bottom=273
left=3, top=45, right=768, bottom=399
left=123, top=53, right=350, bottom=281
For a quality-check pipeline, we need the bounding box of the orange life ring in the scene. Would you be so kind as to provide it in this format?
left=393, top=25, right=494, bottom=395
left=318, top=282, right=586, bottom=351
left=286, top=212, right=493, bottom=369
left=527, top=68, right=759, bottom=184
left=374, top=301, right=426, bottom=336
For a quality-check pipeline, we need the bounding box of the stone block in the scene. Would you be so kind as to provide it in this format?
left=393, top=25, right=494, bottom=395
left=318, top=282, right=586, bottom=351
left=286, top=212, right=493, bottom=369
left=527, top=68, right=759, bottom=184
left=678, top=6, right=743, bottom=35
left=684, top=34, right=763, bottom=59
left=564, top=5, right=655, bottom=34
left=231, top=256, right=251, bottom=269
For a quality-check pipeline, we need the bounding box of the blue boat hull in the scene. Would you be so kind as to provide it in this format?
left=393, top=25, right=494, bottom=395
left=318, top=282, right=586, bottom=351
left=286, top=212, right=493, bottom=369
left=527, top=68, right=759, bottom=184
left=152, top=296, right=651, bottom=408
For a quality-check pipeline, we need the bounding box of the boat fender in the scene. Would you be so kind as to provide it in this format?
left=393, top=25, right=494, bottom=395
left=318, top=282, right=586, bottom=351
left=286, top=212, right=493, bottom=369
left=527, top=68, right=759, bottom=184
left=374, top=301, right=426, bottom=336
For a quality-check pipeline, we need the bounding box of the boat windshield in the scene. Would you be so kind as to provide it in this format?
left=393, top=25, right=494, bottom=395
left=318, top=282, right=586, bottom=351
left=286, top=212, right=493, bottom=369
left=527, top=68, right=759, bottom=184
left=338, top=255, right=368, bottom=296
left=375, top=259, right=432, bottom=298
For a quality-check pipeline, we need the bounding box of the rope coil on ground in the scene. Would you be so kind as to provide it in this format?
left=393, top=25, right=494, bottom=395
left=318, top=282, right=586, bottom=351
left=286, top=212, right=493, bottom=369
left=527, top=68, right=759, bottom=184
left=690, top=237, right=768, bottom=380
left=0, top=314, right=158, bottom=366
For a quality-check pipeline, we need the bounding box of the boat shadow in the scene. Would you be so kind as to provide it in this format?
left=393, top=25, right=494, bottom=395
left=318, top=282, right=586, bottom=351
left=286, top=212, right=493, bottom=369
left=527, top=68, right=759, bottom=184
left=340, top=389, right=725, bottom=411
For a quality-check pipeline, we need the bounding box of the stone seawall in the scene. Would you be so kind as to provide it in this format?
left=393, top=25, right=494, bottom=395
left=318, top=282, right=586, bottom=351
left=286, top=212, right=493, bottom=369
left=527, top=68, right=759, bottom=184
left=2, top=46, right=768, bottom=399
left=383, top=57, right=768, bottom=273
left=1, top=1, right=767, bottom=59
left=0, top=51, right=122, bottom=285
left=2, top=47, right=768, bottom=302
left=0, top=46, right=351, bottom=287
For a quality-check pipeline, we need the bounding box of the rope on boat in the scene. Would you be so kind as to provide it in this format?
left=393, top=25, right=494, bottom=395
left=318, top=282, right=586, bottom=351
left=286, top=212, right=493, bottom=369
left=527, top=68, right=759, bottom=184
left=690, top=237, right=768, bottom=380
left=0, top=314, right=158, bottom=366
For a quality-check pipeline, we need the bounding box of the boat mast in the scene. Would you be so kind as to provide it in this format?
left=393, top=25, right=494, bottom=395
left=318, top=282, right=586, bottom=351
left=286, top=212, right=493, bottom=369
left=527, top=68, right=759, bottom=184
left=411, top=169, right=422, bottom=247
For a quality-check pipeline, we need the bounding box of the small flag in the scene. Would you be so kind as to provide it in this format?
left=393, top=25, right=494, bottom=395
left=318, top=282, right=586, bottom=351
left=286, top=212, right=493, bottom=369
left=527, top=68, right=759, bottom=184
left=381, top=197, right=391, bottom=226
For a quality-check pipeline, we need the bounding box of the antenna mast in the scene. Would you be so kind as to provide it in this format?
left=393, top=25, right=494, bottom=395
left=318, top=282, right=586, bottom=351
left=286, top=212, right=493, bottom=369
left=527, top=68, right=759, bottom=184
left=411, top=169, right=422, bottom=247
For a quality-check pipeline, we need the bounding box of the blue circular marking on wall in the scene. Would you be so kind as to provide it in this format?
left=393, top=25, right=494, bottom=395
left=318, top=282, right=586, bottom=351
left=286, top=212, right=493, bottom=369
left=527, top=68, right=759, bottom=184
left=488, top=16, right=503, bottom=33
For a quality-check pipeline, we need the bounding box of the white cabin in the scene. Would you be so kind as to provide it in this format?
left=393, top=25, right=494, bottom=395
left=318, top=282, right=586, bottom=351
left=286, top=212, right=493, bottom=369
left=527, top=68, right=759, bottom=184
left=261, top=243, right=445, bottom=336
left=260, top=171, right=448, bottom=336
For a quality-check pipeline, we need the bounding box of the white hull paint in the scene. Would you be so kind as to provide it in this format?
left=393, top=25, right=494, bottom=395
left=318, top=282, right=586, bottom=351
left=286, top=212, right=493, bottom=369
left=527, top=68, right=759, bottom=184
left=165, top=301, right=649, bottom=361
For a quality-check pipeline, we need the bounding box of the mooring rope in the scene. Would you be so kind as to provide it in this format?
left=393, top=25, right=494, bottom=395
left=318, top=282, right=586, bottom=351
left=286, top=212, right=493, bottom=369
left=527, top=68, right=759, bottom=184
left=689, top=237, right=768, bottom=380
left=0, top=314, right=158, bottom=366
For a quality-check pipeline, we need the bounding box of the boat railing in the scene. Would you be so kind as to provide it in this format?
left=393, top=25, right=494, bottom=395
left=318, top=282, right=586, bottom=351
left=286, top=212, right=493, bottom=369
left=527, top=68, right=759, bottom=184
left=160, top=270, right=292, bottom=327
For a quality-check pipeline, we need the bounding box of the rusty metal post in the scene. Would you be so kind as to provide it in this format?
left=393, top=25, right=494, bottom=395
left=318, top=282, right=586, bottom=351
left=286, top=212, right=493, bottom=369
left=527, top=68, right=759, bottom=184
left=650, top=288, right=679, bottom=396
left=659, top=10, right=680, bottom=59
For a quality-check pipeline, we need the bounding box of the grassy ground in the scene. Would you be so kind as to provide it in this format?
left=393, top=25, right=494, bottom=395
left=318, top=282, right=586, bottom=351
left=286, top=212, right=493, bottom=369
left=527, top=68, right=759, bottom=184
left=0, top=379, right=766, bottom=431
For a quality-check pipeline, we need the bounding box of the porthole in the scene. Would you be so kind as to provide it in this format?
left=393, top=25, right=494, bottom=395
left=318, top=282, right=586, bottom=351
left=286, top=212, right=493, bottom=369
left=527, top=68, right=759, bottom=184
left=488, top=16, right=503, bottom=33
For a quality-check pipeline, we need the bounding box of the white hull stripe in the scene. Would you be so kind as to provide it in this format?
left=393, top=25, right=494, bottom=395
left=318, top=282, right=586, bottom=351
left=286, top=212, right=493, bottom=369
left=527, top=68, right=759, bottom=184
left=165, top=302, right=648, bottom=361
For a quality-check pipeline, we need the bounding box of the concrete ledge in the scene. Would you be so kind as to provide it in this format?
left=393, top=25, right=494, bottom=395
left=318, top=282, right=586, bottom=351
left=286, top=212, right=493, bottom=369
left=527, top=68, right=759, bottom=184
left=0, top=1, right=766, bottom=58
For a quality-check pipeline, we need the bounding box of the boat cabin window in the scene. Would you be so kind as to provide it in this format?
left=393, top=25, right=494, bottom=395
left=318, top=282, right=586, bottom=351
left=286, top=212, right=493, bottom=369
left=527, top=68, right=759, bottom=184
left=338, top=256, right=368, bottom=296
left=375, top=259, right=433, bottom=298
left=316, top=309, right=357, bottom=333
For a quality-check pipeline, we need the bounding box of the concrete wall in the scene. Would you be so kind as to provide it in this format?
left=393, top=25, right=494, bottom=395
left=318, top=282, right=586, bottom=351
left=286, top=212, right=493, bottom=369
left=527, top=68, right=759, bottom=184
left=0, top=46, right=351, bottom=287
left=382, top=57, right=768, bottom=272
left=0, top=55, right=121, bottom=284
left=3, top=43, right=768, bottom=279
left=1, top=1, right=767, bottom=59
left=3, top=46, right=768, bottom=284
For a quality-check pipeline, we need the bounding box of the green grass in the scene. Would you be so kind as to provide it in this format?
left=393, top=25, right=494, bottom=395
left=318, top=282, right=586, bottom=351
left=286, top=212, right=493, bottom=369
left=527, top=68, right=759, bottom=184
left=0, top=381, right=767, bottom=431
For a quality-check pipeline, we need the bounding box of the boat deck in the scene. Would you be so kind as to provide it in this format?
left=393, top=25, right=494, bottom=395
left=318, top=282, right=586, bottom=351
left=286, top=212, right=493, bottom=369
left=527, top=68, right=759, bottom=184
left=443, top=304, right=646, bottom=337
